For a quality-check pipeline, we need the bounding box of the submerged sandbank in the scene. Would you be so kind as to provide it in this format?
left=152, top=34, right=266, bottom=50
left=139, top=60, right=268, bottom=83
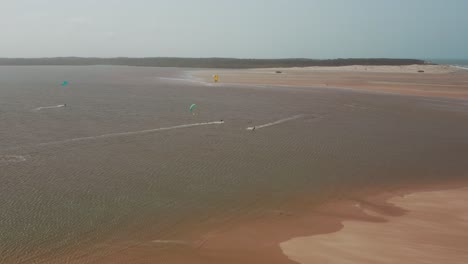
left=82, top=182, right=468, bottom=264
left=281, top=186, right=468, bottom=264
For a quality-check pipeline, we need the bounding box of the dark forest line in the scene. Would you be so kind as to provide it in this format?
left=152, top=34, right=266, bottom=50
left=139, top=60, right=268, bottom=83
left=0, top=57, right=430, bottom=69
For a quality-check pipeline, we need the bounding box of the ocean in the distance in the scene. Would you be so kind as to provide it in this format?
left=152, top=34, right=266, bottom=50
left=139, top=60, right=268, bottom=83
left=430, top=59, right=468, bottom=69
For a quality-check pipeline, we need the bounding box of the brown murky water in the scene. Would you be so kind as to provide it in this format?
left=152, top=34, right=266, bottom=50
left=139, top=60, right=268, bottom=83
left=1, top=66, right=468, bottom=263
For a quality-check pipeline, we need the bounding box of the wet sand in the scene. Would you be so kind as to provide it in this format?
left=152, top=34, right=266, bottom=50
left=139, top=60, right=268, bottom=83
left=281, top=186, right=468, bottom=264
left=192, top=65, right=468, bottom=99
left=68, top=182, right=468, bottom=264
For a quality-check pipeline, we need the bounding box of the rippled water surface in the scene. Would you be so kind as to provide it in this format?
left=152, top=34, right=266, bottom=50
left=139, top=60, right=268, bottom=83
left=1, top=66, right=468, bottom=263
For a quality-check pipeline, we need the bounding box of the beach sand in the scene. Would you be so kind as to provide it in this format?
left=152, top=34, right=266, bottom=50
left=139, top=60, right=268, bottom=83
left=80, top=183, right=468, bottom=264
left=281, top=186, right=468, bottom=264
left=193, top=64, right=468, bottom=99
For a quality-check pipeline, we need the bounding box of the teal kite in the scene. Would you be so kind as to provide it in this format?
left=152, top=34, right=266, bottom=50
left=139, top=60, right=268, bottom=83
left=61, top=81, right=69, bottom=86
left=189, top=103, right=197, bottom=113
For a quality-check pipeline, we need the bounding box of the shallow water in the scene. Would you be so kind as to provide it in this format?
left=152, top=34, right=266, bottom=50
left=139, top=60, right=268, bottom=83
left=1, top=66, right=468, bottom=263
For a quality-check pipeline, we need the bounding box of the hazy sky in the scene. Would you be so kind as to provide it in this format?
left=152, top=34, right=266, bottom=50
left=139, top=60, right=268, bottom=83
left=1, top=0, right=467, bottom=59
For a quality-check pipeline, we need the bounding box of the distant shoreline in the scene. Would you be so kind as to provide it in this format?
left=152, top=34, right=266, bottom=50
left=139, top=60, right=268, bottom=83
left=192, top=64, right=468, bottom=99
left=0, top=57, right=430, bottom=69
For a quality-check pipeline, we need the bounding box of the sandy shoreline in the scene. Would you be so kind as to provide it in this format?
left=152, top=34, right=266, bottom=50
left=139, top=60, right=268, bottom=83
left=68, top=181, right=468, bottom=264
left=281, top=186, right=468, bottom=264
left=191, top=182, right=468, bottom=264
left=192, top=64, right=468, bottom=99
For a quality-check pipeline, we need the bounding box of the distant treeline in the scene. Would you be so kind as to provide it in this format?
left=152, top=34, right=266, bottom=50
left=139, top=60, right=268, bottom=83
left=0, top=57, right=430, bottom=69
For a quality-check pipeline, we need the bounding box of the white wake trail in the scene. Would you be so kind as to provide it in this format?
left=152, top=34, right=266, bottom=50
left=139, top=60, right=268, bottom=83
left=0, top=155, right=27, bottom=165
left=246, top=115, right=304, bottom=130
left=158, top=77, right=213, bottom=86
left=37, top=121, right=224, bottom=147
left=33, top=104, right=66, bottom=111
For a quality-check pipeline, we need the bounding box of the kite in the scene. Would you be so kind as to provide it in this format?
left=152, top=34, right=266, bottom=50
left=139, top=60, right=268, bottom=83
left=189, top=104, right=197, bottom=113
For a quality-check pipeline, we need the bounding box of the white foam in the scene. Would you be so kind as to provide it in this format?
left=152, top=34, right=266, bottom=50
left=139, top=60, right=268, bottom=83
left=33, top=104, right=65, bottom=111
left=37, top=121, right=224, bottom=147
left=246, top=115, right=304, bottom=130
left=0, top=155, right=26, bottom=164
left=453, top=65, right=468, bottom=71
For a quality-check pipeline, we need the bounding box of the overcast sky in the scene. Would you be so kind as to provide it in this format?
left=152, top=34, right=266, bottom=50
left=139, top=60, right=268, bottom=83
left=1, top=0, right=467, bottom=59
